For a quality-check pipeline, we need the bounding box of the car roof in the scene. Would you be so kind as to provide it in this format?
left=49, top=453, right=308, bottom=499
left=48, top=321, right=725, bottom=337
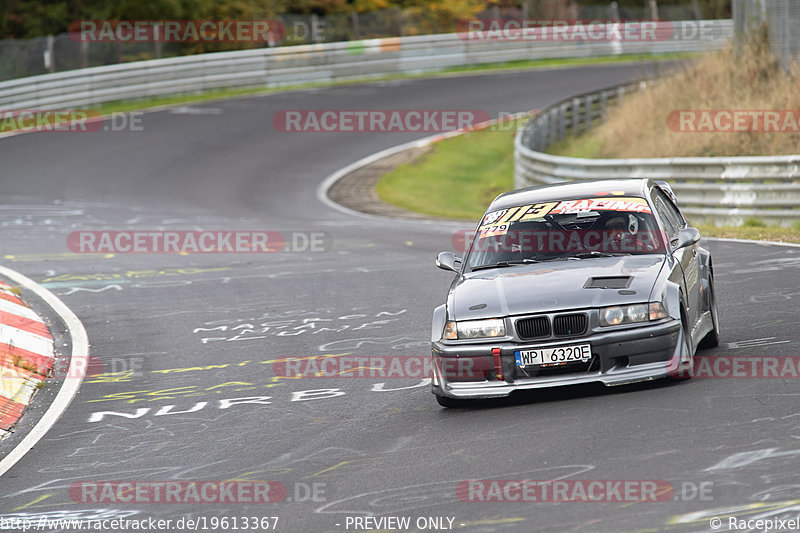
left=488, top=179, right=651, bottom=211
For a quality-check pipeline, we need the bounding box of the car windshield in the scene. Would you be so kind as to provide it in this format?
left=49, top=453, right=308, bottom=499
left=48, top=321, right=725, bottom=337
left=466, top=196, right=666, bottom=270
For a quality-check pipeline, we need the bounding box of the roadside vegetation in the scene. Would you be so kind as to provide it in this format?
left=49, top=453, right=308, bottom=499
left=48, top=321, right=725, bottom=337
left=375, top=26, right=800, bottom=243
left=695, top=222, right=800, bottom=244
left=549, top=26, right=800, bottom=157
left=375, top=105, right=800, bottom=243
left=1, top=0, right=731, bottom=41
left=376, top=119, right=523, bottom=220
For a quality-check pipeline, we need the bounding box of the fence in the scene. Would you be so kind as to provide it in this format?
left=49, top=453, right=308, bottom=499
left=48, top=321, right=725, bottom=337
left=0, top=20, right=732, bottom=111
left=514, top=81, right=800, bottom=227
left=733, top=0, right=800, bottom=71
left=1, top=3, right=723, bottom=82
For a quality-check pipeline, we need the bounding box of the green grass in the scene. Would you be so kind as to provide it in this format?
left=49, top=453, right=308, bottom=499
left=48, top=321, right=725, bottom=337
left=742, top=216, right=767, bottom=228
left=437, top=52, right=696, bottom=75
left=90, top=86, right=286, bottom=115
left=546, top=130, right=606, bottom=158
left=375, top=122, right=523, bottom=220
left=695, top=224, right=800, bottom=243
left=0, top=52, right=692, bottom=135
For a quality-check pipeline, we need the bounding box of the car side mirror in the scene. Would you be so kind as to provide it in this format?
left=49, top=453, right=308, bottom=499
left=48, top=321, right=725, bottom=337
left=671, top=227, right=700, bottom=250
left=436, top=251, right=461, bottom=272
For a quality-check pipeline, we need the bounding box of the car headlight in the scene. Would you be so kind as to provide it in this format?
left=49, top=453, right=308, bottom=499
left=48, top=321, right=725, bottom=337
left=443, top=319, right=505, bottom=340
left=600, top=303, right=666, bottom=326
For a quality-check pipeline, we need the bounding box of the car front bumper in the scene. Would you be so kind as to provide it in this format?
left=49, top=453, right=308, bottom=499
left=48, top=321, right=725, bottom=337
left=431, top=319, right=682, bottom=399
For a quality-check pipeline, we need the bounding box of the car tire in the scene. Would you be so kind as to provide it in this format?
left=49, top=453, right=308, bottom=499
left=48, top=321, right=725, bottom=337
left=699, top=276, right=720, bottom=349
left=435, top=394, right=468, bottom=408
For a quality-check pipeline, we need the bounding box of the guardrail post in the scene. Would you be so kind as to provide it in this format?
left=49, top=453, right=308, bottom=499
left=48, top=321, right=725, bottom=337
left=584, top=95, right=593, bottom=130
left=572, top=98, right=581, bottom=136
left=649, top=0, right=659, bottom=21
left=610, top=1, right=620, bottom=20
left=312, top=14, right=322, bottom=43
left=549, top=109, right=558, bottom=145
left=599, top=91, right=608, bottom=118
left=351, top=11, right=360, bottom=39
left=542, top=114, right=550, bottom=151
left=558, top=105, right=567, bottom=141
left=44, top=35, right=55, bottom=73
left=80, top=39, right=89, bottom=69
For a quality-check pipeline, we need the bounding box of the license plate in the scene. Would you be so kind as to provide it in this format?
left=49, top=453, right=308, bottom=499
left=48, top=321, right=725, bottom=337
left=515, top=344, right=591, bottom=367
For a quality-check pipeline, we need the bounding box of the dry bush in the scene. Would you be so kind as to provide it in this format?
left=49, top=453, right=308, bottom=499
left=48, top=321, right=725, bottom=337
left=594, top=26, right=800, bottom=157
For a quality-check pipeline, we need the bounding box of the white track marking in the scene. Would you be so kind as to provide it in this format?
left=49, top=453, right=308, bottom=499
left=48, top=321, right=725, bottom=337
left=0, top=325, right=53, bottom=355
left=0, top=299, right=42, bottom=321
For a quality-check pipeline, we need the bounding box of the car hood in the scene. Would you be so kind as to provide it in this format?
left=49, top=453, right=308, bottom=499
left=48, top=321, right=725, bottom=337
left=450, top=255, right=665, bottom=320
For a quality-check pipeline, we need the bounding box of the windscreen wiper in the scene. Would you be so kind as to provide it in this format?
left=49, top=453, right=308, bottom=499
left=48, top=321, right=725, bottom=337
left=559, top=251, right=629, bottom=260
left=471, top=258, right=541, bottom=271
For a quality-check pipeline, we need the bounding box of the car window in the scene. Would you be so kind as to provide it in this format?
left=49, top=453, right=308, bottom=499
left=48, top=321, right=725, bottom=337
left=652, top=196, right=677, bottom=239
left=466, top=196, right=666, bottom=269
left=652, top=188, right=685, bottom=235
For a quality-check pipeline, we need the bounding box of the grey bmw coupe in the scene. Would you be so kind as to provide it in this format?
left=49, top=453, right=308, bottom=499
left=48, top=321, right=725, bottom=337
left=431, top=179, right=719, bottom=407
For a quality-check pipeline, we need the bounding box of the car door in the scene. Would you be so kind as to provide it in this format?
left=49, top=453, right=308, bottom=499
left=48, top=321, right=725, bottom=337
left=652, top=188, right=701, bottom=328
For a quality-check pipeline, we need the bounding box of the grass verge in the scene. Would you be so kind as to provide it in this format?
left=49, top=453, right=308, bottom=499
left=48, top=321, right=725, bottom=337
left=375, top=121, right=522, bottom=220
left=695, top=223, right=800, bottom=244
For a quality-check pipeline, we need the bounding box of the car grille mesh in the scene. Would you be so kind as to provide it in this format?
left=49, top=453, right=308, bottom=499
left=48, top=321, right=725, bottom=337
left=554, top=313, right=587, bottom=336
left=515, top=316, right=550, bottom=339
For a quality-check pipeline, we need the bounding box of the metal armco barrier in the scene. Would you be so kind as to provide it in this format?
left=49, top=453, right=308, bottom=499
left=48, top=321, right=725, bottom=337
left=514, top=81, right=800, bottom=227
left=0, top=20, right=732, bottom=110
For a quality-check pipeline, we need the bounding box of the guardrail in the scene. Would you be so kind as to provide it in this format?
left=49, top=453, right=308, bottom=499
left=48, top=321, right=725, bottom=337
left=514, top=80, right=800, bottom=227
left=0, top=20, right=732, bottom=110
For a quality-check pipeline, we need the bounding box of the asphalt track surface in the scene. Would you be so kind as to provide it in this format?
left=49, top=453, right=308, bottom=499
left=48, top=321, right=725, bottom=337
left=1, top=62, right=800, bottom=533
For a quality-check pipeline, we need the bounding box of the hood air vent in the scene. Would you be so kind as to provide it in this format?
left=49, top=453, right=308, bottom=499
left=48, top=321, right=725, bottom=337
left=584, top=276, right=632, bottom=289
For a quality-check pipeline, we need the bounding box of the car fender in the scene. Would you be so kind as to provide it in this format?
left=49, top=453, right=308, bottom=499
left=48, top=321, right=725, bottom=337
left=652, top=281, right=683, bottom=320
left=696, top=246, right=713, bottom=310
left=431, top=304, right=447, bottom=343
left=648, top=262, right=682, bottom=320
left=697, top=246, right=711, bottom=274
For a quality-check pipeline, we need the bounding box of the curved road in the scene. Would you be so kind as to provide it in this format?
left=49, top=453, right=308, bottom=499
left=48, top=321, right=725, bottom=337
left=2, top=62, right=800, bottom=532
